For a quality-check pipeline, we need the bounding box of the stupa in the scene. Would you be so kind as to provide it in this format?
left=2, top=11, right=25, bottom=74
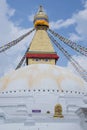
left=0, top=6, right=87, bottom=130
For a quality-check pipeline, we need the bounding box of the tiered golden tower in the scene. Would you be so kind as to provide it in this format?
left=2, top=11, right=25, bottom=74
left=26, top=6, right=59, bottom=65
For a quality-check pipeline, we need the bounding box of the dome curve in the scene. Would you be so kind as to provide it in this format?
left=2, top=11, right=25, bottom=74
left=0, top=64, right=86, bottom=92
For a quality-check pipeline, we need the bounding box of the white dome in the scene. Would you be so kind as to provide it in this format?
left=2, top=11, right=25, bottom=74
left=0, top=64, right=86, bottom=91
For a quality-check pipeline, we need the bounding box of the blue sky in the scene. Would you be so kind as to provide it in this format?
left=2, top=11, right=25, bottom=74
left=0, top=0, right=87, bottom=77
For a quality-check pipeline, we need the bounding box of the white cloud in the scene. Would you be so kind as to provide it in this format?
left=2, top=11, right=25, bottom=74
left=69, top=33, right=82, bottom=42
left=50, top=18, right=75, bottom=30
left=28, top=14, right=34, bottom=22
left=0, top=0, right=34, bottom=77
left=72, top=9, right=87, bottom=41
left=0, top=0, right=15, bottom=17
left=67, top=55, right=87, bottom=79
left=50, top=0, right=87, bottom=42
left=50, top=1, right=87, bottom=79
left=83, top=0, right=87, bottom=8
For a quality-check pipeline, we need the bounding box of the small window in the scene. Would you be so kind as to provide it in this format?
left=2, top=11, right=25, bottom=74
left=44, top=59, right=49, bottom=61
left=36, top=58, right=40, bottom=61
left=61, top=90, right=64, bottom=92
left=57, top=90, right=59, bottom=92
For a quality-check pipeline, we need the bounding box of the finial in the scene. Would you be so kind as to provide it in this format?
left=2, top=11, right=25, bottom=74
left=39, top=5, right=43, bottom=12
